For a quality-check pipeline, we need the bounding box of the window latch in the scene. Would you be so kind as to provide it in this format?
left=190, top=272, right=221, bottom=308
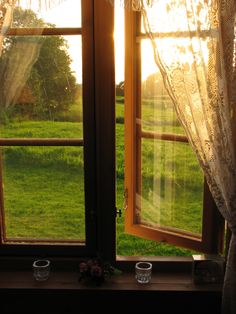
left=116, top=207, right=122, bottom=218
left=115, top=189, right=128, bottom=218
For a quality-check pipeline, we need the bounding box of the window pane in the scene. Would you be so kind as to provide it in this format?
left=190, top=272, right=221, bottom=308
left=13, top=0, right=81, bottom=28
left=0, top=35, right=82, bottom=137
left=1, top=146, right=85, bottom=242
left=139, top=39, right=203, bottom=236
left=139, top=139, right=203, bottom=235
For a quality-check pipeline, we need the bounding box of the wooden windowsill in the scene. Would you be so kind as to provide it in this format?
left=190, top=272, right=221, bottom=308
left=0, top=267, right=223, bottom=314
left=0, top=270, right=222, bottom=292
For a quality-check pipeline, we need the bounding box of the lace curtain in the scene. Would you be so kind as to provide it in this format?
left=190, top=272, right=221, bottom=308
left=106, top=0, right=153, bottom=10
left=0, top=0, right=66, bottom=55
left=138, top=1, right=236, bottom=313
left=0, top=0, right=65, bottom=119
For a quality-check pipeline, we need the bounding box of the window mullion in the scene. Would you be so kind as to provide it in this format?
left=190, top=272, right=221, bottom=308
left=0, top=138, right=84, bottom=146
left=6, top=28, right=82, bottom=36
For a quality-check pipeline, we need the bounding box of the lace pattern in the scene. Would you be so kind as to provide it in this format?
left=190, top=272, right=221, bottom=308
left=141, top=1, right=236, bottom=313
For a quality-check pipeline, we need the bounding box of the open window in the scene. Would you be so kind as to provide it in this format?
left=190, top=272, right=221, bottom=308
left=124, top=10, right=225, bottom=254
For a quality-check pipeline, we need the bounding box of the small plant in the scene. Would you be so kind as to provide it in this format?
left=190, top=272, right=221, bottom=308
left=78, top=258, right=120, bottom=286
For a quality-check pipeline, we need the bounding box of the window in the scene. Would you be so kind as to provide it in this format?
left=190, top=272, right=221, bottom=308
left=123, top=10, right=225, bottom=254
left=0, top=0, right=225, bottom=262
left=0, top=0, right=114, bottom=257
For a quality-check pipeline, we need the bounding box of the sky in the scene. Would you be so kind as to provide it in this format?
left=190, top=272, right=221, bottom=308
left=38, top=0, right=125, bottom=84
left=18, top=0, right=156, bottom=84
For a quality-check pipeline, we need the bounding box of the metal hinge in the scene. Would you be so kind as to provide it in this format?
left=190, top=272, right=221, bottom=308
left=115, top=188, right=128, bottom=218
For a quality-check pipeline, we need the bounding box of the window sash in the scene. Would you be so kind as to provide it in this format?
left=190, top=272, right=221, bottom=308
left=124, top=9, right=225, bottom=254
left=0, top=0, right=98, bottom=256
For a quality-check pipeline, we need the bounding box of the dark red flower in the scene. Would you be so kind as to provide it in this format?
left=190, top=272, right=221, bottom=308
left=79, top=262, right=88, bottom=273
left=90, top=265, right=103, bottom=278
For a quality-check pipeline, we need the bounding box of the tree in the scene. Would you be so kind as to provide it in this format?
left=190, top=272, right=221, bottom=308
left=142, top=71, right=167, bottom=98
left=0, top=7, right=77, bottom=121
left=116, top=81, right=124, bottom=97
left=32, top=35, right=77, bottom=120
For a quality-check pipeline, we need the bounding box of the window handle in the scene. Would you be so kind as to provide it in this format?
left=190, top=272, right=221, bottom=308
left=115, top=189, right=128, bottom=218
left=116, top=207, right=122, bottom=218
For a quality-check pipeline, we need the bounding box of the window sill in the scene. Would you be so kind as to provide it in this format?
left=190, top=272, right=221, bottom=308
left=0, top=269, right=222, bottom=314
left=0, top=270, right=222, bottom=292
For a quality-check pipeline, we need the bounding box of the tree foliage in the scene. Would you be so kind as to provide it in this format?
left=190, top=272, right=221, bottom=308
left=142, top=72, right=167, bottom=98
left=0, top=7, right=77, bottom=122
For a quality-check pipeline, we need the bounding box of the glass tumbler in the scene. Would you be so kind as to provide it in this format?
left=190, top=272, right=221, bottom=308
left=33, top=259, right=50, bottom=281
left=135, top=261, right=152, bottom=284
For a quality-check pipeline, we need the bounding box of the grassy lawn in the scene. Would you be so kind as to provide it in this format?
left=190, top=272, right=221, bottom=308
left=0, top=98, right=202, bottom=256
left=3, top=147, right=85, bottom=240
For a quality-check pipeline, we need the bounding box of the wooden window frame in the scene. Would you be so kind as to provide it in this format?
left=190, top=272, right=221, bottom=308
left=0, top=0, right=225, bottom=268
left=124, top=9, right=225, bottom=254
left=0, top=0, right=103, bottom=257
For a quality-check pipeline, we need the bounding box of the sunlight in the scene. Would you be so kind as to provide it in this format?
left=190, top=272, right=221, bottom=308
left=115, top=0, right=125, bottom=84
left=13, top=1, right=210, bottom=85
left=141, top=0, right=210, bottom=76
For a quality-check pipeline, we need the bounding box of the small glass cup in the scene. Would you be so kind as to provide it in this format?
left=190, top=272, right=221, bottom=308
left=33, top=259, right=50, bottom=281
left=135, top=261, right=152, bottom=284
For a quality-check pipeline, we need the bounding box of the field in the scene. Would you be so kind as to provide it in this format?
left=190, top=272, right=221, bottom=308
left=0, top=98, right=203, bottom=256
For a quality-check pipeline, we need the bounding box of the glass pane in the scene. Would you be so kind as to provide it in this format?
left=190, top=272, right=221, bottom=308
left=0, top=35, right=82, bottom=137
left=2, top=146, right=85, bottom=242
left=139, top=139, right=203, bottom=235
left=139, top=39, right=203, bottom=236
left=13, top=0, right=81, bottom=28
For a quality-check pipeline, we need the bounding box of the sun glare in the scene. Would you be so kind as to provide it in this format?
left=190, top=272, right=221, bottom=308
left=15, top=1, right=210, bottom=85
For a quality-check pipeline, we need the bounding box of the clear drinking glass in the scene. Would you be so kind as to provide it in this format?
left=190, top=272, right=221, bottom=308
left=33, top=259, right=50, bottom=281
left=135, top=261, right=152, bottom=284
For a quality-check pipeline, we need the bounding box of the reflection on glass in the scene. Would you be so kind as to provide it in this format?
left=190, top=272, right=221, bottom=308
left=2, top=146, right=85, bottom=242
left=139, top=139, right=203, bottom=235
left=139, top=39, right=203, bottom=236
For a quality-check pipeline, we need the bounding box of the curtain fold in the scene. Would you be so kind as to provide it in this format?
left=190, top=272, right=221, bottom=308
left=0, top=0, right=66, bottom=119
left=140, top=0, right=236, bottom=313
left=106, top=0, right=154, bottom=10
left=0, top=3, right=13, bottom=57
left=0, top=1, right=66, bottom=56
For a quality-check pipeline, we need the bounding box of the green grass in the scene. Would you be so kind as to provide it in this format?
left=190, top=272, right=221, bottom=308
left=3, top=145, right=85, bottom=240
left=1, top=120, right=85, bottom=240
left=0, top=120, right=83, bottom=138
left=0, top=99, right=203, bottom=256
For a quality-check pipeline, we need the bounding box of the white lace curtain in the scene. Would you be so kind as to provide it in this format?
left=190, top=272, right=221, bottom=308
left=0, top=0, right=66, bottom=55
left=139, top=1, right=236, bottom=313
left=0, top=0, right=66, bottom=116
